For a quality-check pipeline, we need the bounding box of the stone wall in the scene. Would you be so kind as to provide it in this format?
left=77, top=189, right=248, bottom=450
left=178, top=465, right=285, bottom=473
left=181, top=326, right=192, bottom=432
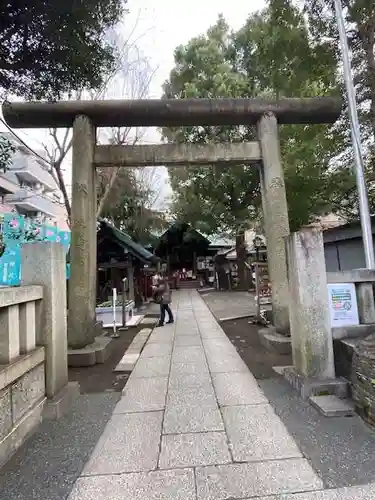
left=0, top=353, right=46, bottom=466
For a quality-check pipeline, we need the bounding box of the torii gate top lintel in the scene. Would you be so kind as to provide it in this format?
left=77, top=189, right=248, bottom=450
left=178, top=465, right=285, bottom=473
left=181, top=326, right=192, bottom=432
left=2, top=97, right=342, bottom=129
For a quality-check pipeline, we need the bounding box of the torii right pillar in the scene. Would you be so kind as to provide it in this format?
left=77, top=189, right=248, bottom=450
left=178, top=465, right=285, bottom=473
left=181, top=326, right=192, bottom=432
left=258, top=112, right=290, bottom=334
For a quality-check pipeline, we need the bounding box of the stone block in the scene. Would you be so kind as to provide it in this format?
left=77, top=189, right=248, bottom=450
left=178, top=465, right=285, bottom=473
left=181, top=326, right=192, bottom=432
left=167, top=385, right=217, bottom=408
left=0, top=397, right=44, bottom=468
left=174, top=336, right=202, bottom=346
left=83, top=411, right=163, bottom=475
left=170, top=361, right=209, bottom=375
left=258, top=326, right=292, bottom=355
left=212, top=372, right=268, bottom=407
left=286, top=229, right=334, bottom=379
left=0, top=304, right=20, bottom=363
left=115, top=377, right=168, bottom=413
left=206, top=352, right=248, bottom=373
left=0, top=387, right=12, bottom=441
left=163, top=405, right=224, bottom=434
left=168, top=372, right=212, bottom=390
left=222, top=404, right=302, bottom=462
left=22, top=242, right=68, bottom=398
left=0, top=347, right=45, bottom=393
left=68, top=336, right=112, bottom=367
left=159, top=432, right=231, bottom=469
left=43, top=381, right=80, bottom=420
left=195, top=459, right=323, bottom=500
left=11, top=364, right=45, bottom=423
left=141, top=343, right=172, bottom=358
left=309, top=395, right=355, bottom=417
left=68, top=468, right=196, bottom=500
left=172, top=346, right=206, bottom=364
left=19, top=301, right=36, bottom=354
left=283, top=367, right=348, bottom=400
left=256, top=484, right=375, bottom=499
left=131, top=356, right=171, bottom=378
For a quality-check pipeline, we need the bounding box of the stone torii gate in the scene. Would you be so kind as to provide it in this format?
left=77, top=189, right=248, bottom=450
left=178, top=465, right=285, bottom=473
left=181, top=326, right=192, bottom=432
left=3, top=97, right=341, bottom=348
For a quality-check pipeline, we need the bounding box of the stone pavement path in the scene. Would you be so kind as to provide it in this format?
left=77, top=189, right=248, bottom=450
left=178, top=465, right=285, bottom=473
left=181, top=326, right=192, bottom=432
left=67, top=291, right=375, bottom=500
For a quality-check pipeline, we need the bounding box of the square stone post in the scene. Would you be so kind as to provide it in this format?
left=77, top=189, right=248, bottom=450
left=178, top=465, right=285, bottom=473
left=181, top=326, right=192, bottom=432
left=356, top=282, right=375, bottom=324
left=21, top=243, right=69, bottom=398
left=258, top=112, right=290, bottom=333
left=68, top=115, right=97, bottom=349
left=285, top=229, right=335, bottom=380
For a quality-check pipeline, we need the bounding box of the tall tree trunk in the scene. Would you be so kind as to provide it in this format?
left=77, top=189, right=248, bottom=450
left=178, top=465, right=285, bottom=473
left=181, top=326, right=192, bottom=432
left=236, top=231, right=249, bottom=291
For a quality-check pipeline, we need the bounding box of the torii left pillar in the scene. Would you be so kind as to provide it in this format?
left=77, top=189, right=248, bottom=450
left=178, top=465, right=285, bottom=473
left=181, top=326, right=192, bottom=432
left=68, top=115, right=98, bottom=349
left=258, top=112, right=290, bottom=334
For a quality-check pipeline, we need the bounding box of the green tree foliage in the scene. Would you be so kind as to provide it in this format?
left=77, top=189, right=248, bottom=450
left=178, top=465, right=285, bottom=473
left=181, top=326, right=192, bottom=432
left=164, top=1, right=355, bottom=242
left=0, top=0, right=126, bottom=100
left=303, top=0, right=375, bottom=209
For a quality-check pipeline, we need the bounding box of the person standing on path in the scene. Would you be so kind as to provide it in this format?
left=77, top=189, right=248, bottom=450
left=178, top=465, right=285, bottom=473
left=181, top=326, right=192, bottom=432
left=156, top=276, right=174, bottom=327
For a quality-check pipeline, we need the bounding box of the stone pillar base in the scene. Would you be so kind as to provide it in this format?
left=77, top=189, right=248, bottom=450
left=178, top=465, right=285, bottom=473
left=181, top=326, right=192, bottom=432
left=43, top=381, right=80, bottom=420
left=282, top=367, right=348, bottom=400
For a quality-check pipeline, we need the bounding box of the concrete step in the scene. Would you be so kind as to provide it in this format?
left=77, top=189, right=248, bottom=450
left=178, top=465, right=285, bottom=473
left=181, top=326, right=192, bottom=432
left=309, top=394, right=356, bottom=417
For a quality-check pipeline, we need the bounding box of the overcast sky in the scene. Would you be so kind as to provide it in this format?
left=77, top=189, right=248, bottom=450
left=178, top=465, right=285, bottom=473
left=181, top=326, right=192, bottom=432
left=0, top=0, right=266, bottom=207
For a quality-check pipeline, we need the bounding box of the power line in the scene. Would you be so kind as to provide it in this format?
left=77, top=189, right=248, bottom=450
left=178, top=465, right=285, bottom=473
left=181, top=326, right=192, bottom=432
left=0, top=117, right=50, bottom=165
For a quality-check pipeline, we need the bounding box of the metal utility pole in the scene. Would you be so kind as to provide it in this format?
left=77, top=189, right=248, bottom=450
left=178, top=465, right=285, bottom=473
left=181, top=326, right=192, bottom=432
left=334, top=0, right=375, bottom=268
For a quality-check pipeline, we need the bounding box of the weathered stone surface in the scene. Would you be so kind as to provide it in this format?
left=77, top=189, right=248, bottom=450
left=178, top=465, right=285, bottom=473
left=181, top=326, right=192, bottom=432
left=11, top=364, right=45, bottom=423
left=212, top=372, right=268, bottom=406
left=168, top=372, right=212, bottom=390
left=115, top=377, right=168, bottom=413
left=0, top=304, right=20, bottom=363
left=159, top=432, right=231, bottom=469
left=309, top=395, right=355, bottom=417
left=255, top=484, right=375, bottom=499
left=258, top=112, right=290, bottom=334
left=163, top=405, right=224, bottom=434
left=286, top=229, right=334, bottom=379
left=83, top=411, right=163, bottom=475
left=140, top=343, right=172, bottom=358
left=222, top=404, right=302, bottom=462
left=170, top=361, right=209, bottom=375
left=68, top=468, right=196, bottom=500
left=206, top=352, right=248, bottom=373
left=0, top=387, right=12, bottom=440
left=19, top=301, right=36, bottom=354
left=195, top=459, right=323, bottom=500
left=167, top=385, right=217, bottom=408
left=174, top=336, right=202, bottom=346
left=22, top=242, right=68, bottom=398
left=172, top=346, right=206, bottom=364
left=131, top=356, right=171, bottom=378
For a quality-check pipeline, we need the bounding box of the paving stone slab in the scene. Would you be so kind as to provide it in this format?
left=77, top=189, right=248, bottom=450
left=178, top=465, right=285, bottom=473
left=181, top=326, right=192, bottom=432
left=168, top=372, right=212, bottom=390
left=174, top=336, right=203, bottom=346
left=141, top=343, right=173, bottom=358
left=170, top=361, right=209, bottom=375
left=206, top=353, right=248, bottom=373
left=174, top=329, right=200, bottom=337
left=195, top=459, right=323, bottom=500
left=131, top=356, right=171, bottom=378
left=255, top=483, right=375, bottom=499
left=147, top=333, right=175, bottom=345
left=167, top=385, right=217, bottom=408
left=68, top=468, right=196, bottom=500
left=82, top=411, right=163, bottom=475
left=115, top=377, right=168, bottom=413
left=163, top=405, right=224, bottom=434
left=159, top=432, right=231, bottom=469
left=212, top=372, right=268, bottom=406
left=222, top=404, right=302, bottom=462
left=172, top=346, right=206, bottom=363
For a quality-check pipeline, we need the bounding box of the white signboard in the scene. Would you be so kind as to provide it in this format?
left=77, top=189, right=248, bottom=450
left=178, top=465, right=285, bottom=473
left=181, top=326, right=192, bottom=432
left=327, top=282, right=359, bottom=328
